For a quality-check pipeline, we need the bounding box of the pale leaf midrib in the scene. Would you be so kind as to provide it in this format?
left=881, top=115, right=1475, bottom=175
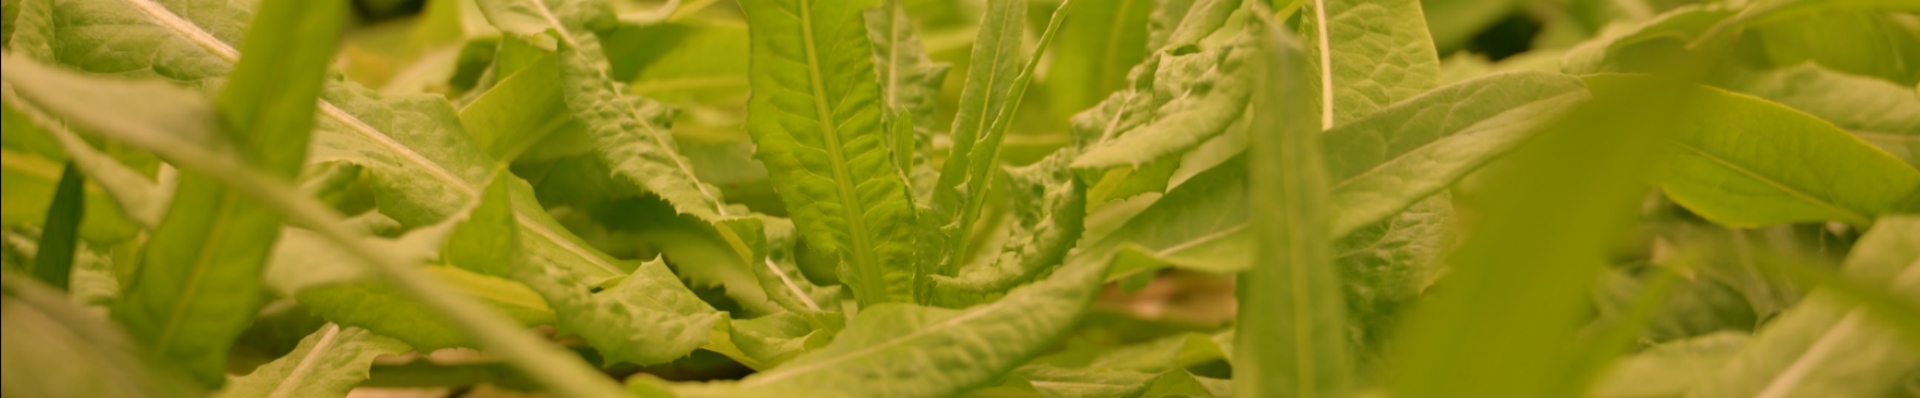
left=118, top=0, right=622, bottom=275
left=765, top=258, right=821, bottom=311
left=269, top=324, right=343, bottom=398
left=528, top=0, right=731, bottom=218
left=795, top=0, right=886, bottom=301
left=1665, top=139, right=1873, bottom=225
left=1312, top=0, right=1334, bottom=130
left=742, top=297, right=1015, bottom=386
left=1758, top=263, right=1920, bottom=398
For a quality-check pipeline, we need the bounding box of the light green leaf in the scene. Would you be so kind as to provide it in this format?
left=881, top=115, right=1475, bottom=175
left=1045, top=0, right=1152, bottom=131
left=1084, top=71, right=1588, bottom=280
left=864, top=0, right=948, bottom=190
left=0, top=229, right=121, bottom=311
left=1235, top=12, right=1350, bottom=397
left=1580, top=75, right=1920, bottom=227
left=1300, top=0, right=1442, bottom=129
left=738, top=0, right=918, bottom=306
left=1753, top=10, right=1920, bottom=85
left=266, top=221, right=556, bottom=351
left=21, top=0, right=630, bottom=287
left=746, top=216, right=846, bottom=317
left=1390, top=76, right=1663, bottom=398
left=458, top=51, right=573, bottom=162
left=661, top=243, right=1112, bottom=398
left=974, top=331, right=1230, bottom=397
left=1592, top=331, right=1751, bottom=398
left=524, top=256, right=726, bottom=366
left=2, top=270, right=202, bottom=398
left=928, top=0, right=1070, bottom=282
left=109, top=0, right=344, bottom=385
left=215, top=324, right=410, bottom=398
left=1713, top=63, right=1920, bottom=167
left=1069, top=0, right=1255, bottom=171
left=927, top=149, right=1086, bottom=308
left=1688, top=217, right=1920, bottom=398
left=1323, top=71, right=1587, bottom=235
left=458, top=174, right=725, bottom=366
left=473, top=0, right=753, bottom=253
left=0, top=52, right=628, bottom=398
left=1560, top=5, right=1738, bottom=76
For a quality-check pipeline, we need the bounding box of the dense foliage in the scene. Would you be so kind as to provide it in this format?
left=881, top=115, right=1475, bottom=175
left=1, top=0, right=1916, bottom=397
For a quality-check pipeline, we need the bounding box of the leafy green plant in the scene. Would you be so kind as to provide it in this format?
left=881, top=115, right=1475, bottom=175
left=1, top=0, right=1916, bottom=397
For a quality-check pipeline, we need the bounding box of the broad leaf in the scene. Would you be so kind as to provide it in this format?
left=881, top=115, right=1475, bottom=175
left=738, top=0, right=918, bottom=306
left=472, top=0, right=753, bottom=240
left=1713, top=64, right=1920, bottom=168
left=1299, top=0, right=1443, bottom=129
left=1069, top=0, right=1255, bottom=172
left=215, top=324, right=410, bottom=398
left=1591, top=331, right=1750, bottom=398
left=1235, top=13, right=1351, bottom=397
left=108, top=0, right=343, bottom=385
left=864, top=0, right=948, bottom=195
left=656, top=241, right=1112, bottom=398
left=1, top=51, right=630, bottom=398
left=1044, top=0, right=1153, bottom=130
left=927, top=149, right=1086, bottom=308
left=1688, top=216, right=1920, bottom=398
left=1583, top=75, right=1920, bottom=227
left=16, top=0, right=632, bottom=287
left=1085, top=71, right=1587, bottom=279
left=1, top=270, right=202, bottom=397
left=1390, top=78, right=1664, bottom=398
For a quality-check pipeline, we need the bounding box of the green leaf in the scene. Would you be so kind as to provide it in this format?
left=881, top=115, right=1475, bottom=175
left=1, top=52, right=628, bottom=398
left=458, top=52, right=572, bottom=162
left=926, top=0, right=1071, bottom=283
left=2, top=229, right=121, bottom=309
left=738, top=0, right=918, bottom=306
left=1758, top=11, right=1920, bottom=84
left=21, top=0, right=630, bottom=287
left=457, top=174, right=725, bottom=366
left=1713, top=63, right=1920, bottom=168
left=1591, top=331, right=1750, bottom=398
left=107, top=0, right=345, bottom=386
left=926, top=149, right=1087, bottom=308
left=1390, top=77, right=1665, bottom=398
left=658, top=242, right=1112, bottom=398
left=16, top=96, right=170, bottom=230
left=1044, top=0, right=1152, bottom=131
left=1082, top=71, right=1588, bottom=280
left=2, top=270, right=202, bottom=398
left=265, top=223, right=556, bottom=351
left=864, top=0, right=948, bottom=189
left=1300, top=0, right=1443, bottom=129
left=1560, top=6, right=1738, bottom=76
left=745, top=216, right=847, bottom=317
left=1234, top=13, right=1351, bottom=397
left=214, top=324, right=411, bottom=398
left=29, top=162, right=81, bottom=290
left=1068, top=0, right=1256, bottom=171
left=473, top=0, right=753, bottom=253
left=1582, top=75, right=1920, bottom=227
left=978, top=332, right=1231, bottom=397
left=1688, top=216, right=1920, bottom=398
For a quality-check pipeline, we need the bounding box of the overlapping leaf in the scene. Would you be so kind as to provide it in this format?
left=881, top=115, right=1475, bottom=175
left=1688, top=217, right=1920, bottom=397
left=737, top=0, right=917, bottom=306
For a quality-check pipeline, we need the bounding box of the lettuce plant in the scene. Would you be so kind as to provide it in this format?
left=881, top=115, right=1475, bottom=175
left=1, top=0, right=1916, bottom=397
